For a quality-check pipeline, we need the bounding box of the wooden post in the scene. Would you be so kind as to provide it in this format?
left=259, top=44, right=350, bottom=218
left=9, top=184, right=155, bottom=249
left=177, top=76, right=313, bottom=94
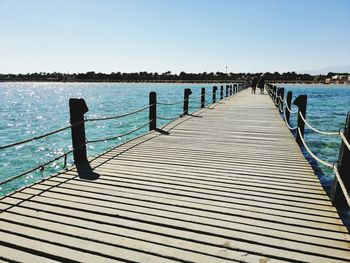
left=294, top=95, right=307, bottom=145
left=69, top=98, right=89, bottom=164
left=230, top=85, right=233, bottom=96
left=183, top=88, right=192, bottom=115
left=279, top=88, right=284, bottom=112
left=212, top=86, right=217, bottom=103
left=149, top=92, right=157, bottom=131
left=200, top=88, right=205, bottom=108
left=285, top=91, right=292, bottom=124
left=226, top=85, right=229, bottom=97
left=233, top=84, right=236, bottom=94
left=331, top=112, right=350, bottom=208
left=220, top=86, right=224, bottom=100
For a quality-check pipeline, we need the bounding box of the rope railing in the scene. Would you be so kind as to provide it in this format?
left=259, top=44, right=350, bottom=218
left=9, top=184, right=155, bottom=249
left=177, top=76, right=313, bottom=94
left=0, top=118, right=153, bottom=186
left=0, top=142, right=87, bottom=186
left=1, top=83, right=246, bottom=190
left=157, top=109, right=189, bottom=121
left=2, top=150, right=61, bottom=186
left=277, top=90, right=340, bottom=136
left=297, top=127, right=333, bottom=168
left=0, top=124, right=73, bottom=151
left=270, top=84, right=350, bottom=207
left=282, top=108, right=297, bottom=130
left=157, top=99, right=186, bottom=106
left=298, top=111, right=340, bottom=136
left=280, top=94, right=344, bottom=138
left=85, top=105, right=151, bottom=122
left=0, top=118, right=154, bottom=186
left=157, top=115, right=180, bottom=121
left=297, top=127, right=350, bottom=207
left=0, top=104, right=152, bottom=151
left=284, top=98, right=298, bottom=114
left=87, top=120, right=152, bottom=144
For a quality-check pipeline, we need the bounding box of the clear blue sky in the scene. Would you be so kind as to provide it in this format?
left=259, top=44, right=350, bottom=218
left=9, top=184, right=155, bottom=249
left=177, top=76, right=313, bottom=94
left=0, top=0, right=349, bottom=74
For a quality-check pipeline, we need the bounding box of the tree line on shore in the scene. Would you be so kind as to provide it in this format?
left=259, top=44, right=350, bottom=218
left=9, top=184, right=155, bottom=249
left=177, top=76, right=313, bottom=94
left=0, top=71, right=345, bottom=83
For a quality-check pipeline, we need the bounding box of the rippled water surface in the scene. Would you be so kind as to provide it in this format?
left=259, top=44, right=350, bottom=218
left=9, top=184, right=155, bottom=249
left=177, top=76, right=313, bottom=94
left=1, top=83, right=349, bottom=201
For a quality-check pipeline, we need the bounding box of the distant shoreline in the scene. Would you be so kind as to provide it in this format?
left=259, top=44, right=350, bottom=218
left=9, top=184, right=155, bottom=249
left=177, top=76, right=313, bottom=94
left=2, top=71, right=349, bottom=84
left=1, top=80, right=348, bottom=85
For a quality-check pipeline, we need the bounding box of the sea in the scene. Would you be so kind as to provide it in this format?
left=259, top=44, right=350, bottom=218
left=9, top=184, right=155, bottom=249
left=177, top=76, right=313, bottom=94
left=0, top=82, right=349, bottom=225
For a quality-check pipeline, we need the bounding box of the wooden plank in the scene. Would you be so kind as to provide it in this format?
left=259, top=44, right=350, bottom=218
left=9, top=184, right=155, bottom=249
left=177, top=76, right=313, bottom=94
left=21, top=184, right=350, bottom=247
left=1, top=195, right=349, bottom=262
left=0, top=244, right=60, bottom=263
left=25, top=178, right=347, bottom=238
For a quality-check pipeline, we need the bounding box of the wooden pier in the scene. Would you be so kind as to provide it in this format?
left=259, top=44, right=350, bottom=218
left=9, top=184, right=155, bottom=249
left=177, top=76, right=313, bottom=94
left=1, top=88, right=350, bottom=262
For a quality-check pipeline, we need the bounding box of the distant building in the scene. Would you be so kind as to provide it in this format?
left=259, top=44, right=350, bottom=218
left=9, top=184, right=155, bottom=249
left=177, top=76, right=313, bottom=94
left=325, top=74, right=349, bottom=84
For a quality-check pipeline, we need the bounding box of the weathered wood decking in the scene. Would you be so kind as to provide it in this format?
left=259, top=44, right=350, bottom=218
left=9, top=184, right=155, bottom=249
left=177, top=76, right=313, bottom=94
left=1, top=89, right=350, bottom=262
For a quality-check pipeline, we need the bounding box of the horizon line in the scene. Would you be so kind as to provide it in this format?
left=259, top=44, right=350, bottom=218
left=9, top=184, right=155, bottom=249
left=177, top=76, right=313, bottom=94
left=2, top=70, right=350, bottom=76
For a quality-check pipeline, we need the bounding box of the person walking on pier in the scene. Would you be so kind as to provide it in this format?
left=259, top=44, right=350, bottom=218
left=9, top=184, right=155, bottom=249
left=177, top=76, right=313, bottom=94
left=251, top=77, right=258, bottom=94
left=258, top=75, right=265, bottom=94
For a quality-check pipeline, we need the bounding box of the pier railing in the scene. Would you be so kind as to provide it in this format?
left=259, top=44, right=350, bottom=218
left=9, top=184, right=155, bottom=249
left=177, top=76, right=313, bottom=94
left=266, top=83, right=350, bottom=208
left=0, top=83, right=247, bottom=190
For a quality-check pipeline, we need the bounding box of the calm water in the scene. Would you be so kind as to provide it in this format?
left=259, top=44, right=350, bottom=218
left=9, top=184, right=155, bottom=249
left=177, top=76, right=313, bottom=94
left=0, top=83, right=349, bottom=201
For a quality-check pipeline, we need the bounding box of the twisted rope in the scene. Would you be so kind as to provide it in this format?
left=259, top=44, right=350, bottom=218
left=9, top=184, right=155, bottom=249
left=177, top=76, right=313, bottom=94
left=298, top=112, right=339, bottom=136
left=85, top=105, right=151, bottom=122
left=157, top=116, right=179, bottom=121
left=277, top=96, right=284, bottom=112
left=0, top=124, right=73, bottom=151
left=157, top=99, right=187, bottom=106
left=0, top=155, right=62, bottom=186
left=284, top=98, right=298, bottom=114
left=157, top=109, right=189, bottom=121
left=282, top=108, right=297, bottom=130
left=297, top=127, right=333, bottom=168
left=87, top=120, right=152, bottom=144
left=0, top=105, right=152, bottom=151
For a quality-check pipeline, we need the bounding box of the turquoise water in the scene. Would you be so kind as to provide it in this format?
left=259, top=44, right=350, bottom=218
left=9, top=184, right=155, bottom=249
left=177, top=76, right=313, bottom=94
left=0, top=83, right=349, bottom=200
left=0, top=82, right=220, bottom=195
